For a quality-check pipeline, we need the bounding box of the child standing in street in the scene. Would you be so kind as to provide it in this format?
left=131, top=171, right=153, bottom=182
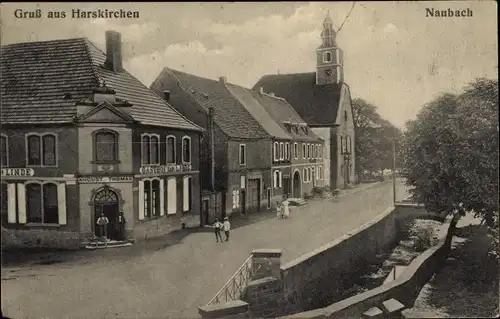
left=276, top=201, right=283, bottom=219
left=213, top=218, right=223, bottom=243
left=223, top=217, right=231, bottom=241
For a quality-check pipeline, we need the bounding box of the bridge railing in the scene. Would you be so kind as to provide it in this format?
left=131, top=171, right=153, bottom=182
left=207, top=255, right=256, bottom=305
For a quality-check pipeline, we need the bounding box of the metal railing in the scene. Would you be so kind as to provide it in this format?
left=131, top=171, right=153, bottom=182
left=207, top=255, right=257, bottom=305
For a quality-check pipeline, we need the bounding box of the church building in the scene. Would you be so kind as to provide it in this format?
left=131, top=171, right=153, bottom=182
left=253, top=13, right=355, bottom=189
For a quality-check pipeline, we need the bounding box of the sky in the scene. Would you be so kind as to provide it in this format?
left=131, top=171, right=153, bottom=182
left=1, top=1, right=497, bottom=129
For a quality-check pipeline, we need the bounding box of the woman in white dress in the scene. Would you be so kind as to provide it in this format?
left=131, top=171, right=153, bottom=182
left=282, top=200, right=290, bottom=219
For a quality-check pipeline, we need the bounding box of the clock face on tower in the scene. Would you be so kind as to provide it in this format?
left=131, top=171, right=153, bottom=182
left=324, top=69, right=333, bottom=76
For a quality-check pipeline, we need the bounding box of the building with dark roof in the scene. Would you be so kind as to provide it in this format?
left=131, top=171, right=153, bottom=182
left=253, top=13, right=355, bottom=190
left=150, top=68, right=325, bottom=222
left=1, top=31, right=203, bottom=249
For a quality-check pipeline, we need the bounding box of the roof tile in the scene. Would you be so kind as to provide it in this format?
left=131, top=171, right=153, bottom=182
left=253, top=73, right=344, bottom=126
left=1, top=37, right=202, bottom=131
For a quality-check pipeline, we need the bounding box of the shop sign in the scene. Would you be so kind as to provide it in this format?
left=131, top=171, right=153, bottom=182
left=1, top=168, right=35, bottom=177
left=77, top=176, right=133, bottom=183
left=139, top=164, right=192, bottom=175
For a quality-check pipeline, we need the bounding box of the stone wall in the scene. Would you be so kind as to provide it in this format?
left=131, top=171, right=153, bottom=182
left=283, top=213, right=458, bottom=319
left=1, top=226, right=81, bottom=249
left=279, top=203, right=440, bottom=315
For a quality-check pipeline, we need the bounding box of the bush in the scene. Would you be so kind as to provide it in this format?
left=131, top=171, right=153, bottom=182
left=413, top=227, right=434, bottom=251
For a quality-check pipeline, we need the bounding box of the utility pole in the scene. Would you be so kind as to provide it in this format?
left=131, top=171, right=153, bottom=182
left=392, top=137, right=397, bottom=204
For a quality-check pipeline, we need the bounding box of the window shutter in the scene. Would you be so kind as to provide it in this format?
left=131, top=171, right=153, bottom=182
left=167, top=178, right=176, bottom=214
left=183, top=177, right=189, bottom=212
left=7, top=183, right=17, bottom=223
left=57, top=183, right=67, bottom=225
left=159, top=179, right=165, bottom=216
left=138, top=180, right=145, bottom=220
left=17, top=183, right=26, bottom=224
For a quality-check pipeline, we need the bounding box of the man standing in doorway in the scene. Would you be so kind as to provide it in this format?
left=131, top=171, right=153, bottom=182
left=223, top=217, right=231, bottom=242
left=96, top=213, right=109, bottom=241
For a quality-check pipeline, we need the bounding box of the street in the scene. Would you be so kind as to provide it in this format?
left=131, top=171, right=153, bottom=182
left=1, top=180, right=408, bottom=319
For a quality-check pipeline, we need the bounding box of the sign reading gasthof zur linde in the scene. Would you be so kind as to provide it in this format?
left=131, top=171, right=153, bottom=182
left=139, top=164, right=192, bottom=175
left=1, top=168, right=35, bottom=177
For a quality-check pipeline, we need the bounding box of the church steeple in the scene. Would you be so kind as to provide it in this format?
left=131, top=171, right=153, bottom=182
left=316, top=11, right=344, bottom=85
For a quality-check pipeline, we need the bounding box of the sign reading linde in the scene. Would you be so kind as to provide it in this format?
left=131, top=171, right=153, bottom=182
left=1, top=168, right=35, bottom=177
left=78, top=176, right=133, bottom=183
left=139, top=164, right=192, bottom=175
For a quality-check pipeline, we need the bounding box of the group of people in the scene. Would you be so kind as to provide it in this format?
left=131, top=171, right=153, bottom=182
left=276, top=200, right=291, bottom=219
left=213, top=217, right=231, bottom=243
left=96, top=212, right=127, bottom=242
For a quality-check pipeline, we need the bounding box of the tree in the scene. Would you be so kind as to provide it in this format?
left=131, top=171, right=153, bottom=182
left=401, top=78, right=499, bottom=231
left=352, top=98, right=403, bottom=181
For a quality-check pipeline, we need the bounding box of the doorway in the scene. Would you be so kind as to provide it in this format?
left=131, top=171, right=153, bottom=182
left=202, top=199, right=209, bottom=225
left=293, top=171, right=301, bottom=198
left=93, top=187, right=120, bottom=240
left=240, top=190, right=246, bottom=215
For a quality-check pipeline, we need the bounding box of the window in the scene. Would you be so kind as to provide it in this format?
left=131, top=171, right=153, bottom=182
left=239, top=144, right=246, bottom=165
left=302, top=143, right=306, bottom=159
left=293, top=143, right=298, bottom=160
left=26, top=133, right=57, bottom=166
left=306, top=143, right=310, bottom=159
left=166, top=136, right=176, bottom=164
left=344, top=110, right=348, bottom=121
left=319, top=145, right=323, bottom=159
left=318, top=166, right=323, bottom=180
left=285, top=143, right=290, bottom=161
left=347, top=136, right=352, bottom=154
left=323, top=51, right=332, bottom=63
left=303, top=168, right=308, bottom=183
left=93, top=130, right=118, bottom=162
left=273, top=170, right=282, bottom=188
left=182, top=136, right=191, bottom=163
left=311, top=167, right=315, bottom=182
left=273, top=142, right=279, bottom=161
left=143, top=179, right=161, bottom=218
left=141, top=133, right=160, bottom=165
left=232, top=190, right=240, bottom=209
left=1, top=134, right=7, bottom=167
left=267, top=188, right=272, bottom=209
left=310, top=144, right=314, bottom=159
left=26, top=182, right=58, bottom=224
left=279, top=142, right=284, bottom=160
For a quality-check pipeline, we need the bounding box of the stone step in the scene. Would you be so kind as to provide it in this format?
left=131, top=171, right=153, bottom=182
left=84, top=240, right=132, bottom=250
left=286, top=198, right=308, bottom=206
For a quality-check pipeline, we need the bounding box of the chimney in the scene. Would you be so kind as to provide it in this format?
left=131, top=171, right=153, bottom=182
left=105, top=31, right=123, bottom=72
left=163, top=90, right=171, bottom=101
left=259, top=87, right=264, bottom=94
left=219, top=76, right=227, bottom=84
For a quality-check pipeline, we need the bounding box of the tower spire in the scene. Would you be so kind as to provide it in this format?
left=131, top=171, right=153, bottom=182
left=316, top=10, right=344, bottom=85
left=321, top=11, right=336, bottom=48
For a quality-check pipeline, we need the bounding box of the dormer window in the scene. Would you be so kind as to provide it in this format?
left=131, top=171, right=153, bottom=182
left=323, top=51, right=332, bottom=63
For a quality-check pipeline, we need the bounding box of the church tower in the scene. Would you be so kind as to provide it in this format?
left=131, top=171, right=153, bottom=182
left=316, top=12, right=344, bottom=85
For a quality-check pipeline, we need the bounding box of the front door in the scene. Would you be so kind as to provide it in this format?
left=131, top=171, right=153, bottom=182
left=94, top=187, right=120, bottom=240
left=202, top=199, right=209, bottom=225
left=293, top=171, right=301, bottom=198
left=247, top=179, right=261, bottom=213
left=240, top=190, right=246, bottom=215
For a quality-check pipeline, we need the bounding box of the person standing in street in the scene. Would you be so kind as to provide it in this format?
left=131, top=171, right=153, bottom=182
left=223, top=217, right=231, bottom=241
left=213, top=218, right=223, bottom=243
left=276, top=201, right=283, bottom=219
left=282, top=200, right=290, bottom=219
